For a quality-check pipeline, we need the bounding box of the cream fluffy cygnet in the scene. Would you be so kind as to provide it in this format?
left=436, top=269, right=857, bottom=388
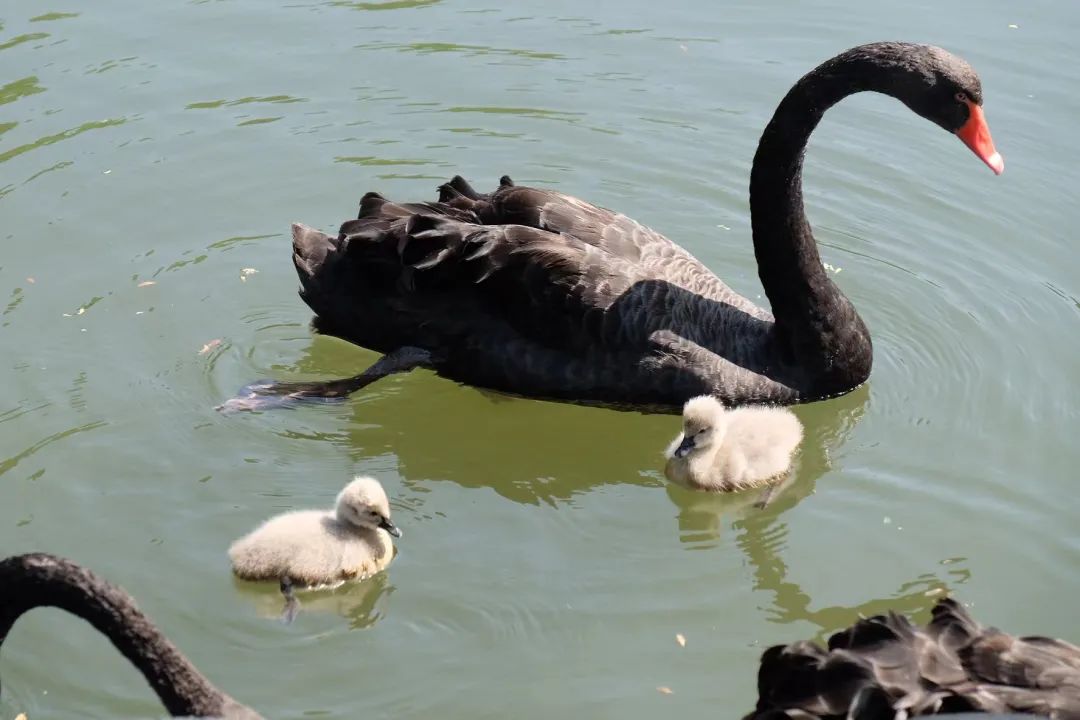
left=664, top=395, right=803, bottom=492
left=229, top=476, right=401, bottom=591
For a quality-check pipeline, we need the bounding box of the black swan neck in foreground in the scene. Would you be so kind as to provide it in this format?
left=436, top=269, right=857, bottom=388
left=748, top=44, right=939, bottom=389
left=0, top=553, right=258, bottom=719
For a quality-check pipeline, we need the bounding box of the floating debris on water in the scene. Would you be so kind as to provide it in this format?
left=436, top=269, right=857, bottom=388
left=137, top=280, right=156, bottom=288
left=239, top=268, right=258, bottom=282
left=657, top=686, right=674, bottom=695
left=675, top=633, right=686, bottom=647
left=199, top=339, right=222, bottom=355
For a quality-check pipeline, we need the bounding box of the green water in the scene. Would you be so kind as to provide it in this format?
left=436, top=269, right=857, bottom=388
left=1, top=0, right=1078, bottom=718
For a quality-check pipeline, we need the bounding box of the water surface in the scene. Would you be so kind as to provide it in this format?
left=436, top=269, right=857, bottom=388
left=1, top=0, right=1078, bottom=717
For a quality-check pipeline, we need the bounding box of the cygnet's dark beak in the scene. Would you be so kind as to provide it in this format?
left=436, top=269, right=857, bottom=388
left=674, top=434, right=696, bottom=459
left=379, top=516, right=403, bottom=538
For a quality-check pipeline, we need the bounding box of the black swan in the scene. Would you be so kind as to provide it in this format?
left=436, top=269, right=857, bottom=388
left=221, top=42, right=1002, bottom=414
left=745, top=597, right=1080, bottom=719
left=0, top=553, right=260, bottom=719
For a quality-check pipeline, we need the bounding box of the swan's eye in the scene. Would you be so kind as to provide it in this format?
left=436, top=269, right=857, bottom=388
left=955, top=91, right=968, bottom=103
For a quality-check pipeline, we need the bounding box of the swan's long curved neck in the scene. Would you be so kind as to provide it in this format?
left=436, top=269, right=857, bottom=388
left=0, top=554, right=230, bottom=718
left=749, top=48, right=891, bottom=386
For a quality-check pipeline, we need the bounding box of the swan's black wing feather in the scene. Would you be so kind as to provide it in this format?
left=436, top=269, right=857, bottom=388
left=290, top=176, right=794, bottom=406
left=745, top=598, right=1080, bottom=719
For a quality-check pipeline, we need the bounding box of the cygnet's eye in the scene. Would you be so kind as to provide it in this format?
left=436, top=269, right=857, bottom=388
left=697, top=428, right=708, bottom=436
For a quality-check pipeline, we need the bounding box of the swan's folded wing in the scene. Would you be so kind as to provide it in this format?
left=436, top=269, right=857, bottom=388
left=473, top=183, right=733, bottom=293
left=393, top=211, right=773, bottom=365
left=401, top=213, right=656, bottom=353
left=476, top=184, right=650, bottom=260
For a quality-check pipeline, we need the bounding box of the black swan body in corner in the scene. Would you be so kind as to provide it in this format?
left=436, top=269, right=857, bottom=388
left=222, top=42, right=1003, bottom=413
left=0, top=553, right=260, bottom=719
left=746, top=597, right=1080, bottom=719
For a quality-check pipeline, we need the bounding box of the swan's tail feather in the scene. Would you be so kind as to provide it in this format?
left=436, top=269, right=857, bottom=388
left=927, top=597, right=982, bottom=653
left=442, top=174, right=482, bottom=200
left=750, top=642, right=830, bottom=715
left=290, top=223, right=337, bottom=282
left=293, top=176, right=512, bottom=306
left=399, top=213, right=507, bottom=282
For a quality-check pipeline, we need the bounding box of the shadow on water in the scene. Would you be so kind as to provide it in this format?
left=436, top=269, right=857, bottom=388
left=267, top=341, right=672, bottom=506
left=230, top=572, right=394, bottom=630
left=256, top=339, right=869, bottom=510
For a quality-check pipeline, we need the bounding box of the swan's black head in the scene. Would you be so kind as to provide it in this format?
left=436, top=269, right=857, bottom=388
left=866, top=42, right=1004, bottom=174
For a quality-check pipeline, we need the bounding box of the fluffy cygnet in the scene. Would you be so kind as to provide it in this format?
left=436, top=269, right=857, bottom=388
left=664, top=395, right=803, bottom=492
left=228, top=476, right=402, bottom=619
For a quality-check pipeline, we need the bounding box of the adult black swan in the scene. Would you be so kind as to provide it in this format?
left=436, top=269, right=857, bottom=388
left=0, top=553, right=261, bottom=719
left=221, top=42, right=1003, bottom=414
left=745, top=597, right=1080, bottom=719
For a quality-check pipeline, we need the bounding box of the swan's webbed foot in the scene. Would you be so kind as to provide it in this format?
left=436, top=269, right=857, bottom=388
left=753, top=483, right=780, bottom=510
left=216, top=346, right=434, bottom=414
left=215, top=380, right=350, bottom=414
left=280, top=577, right=300, bottom=624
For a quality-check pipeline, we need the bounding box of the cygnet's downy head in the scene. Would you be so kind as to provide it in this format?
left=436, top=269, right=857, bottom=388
left=672, top=395, right=728, bottom=458
left=335, top=476, right=402, bottom=538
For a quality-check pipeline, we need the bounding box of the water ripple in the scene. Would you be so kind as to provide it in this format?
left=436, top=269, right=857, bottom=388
left=366, top=41, right=564, bottom=61
left=29, top=12, right=80, bottom=22
left=328, top=0, right=443, bottom=10
left=185, top=95, right=306, bottom=110
left=0, top=118, right=127, bottom=165
left=441, top=105, right=584, bottom=123
left=0, top=420, right=107, bottom=478
left=0, top=33, right=49, bottom=52
left=0, top=76, right=45, bottom=106
left=334, top=155, right=446, bottom=167
left=0, top=402, right=50, bottom=426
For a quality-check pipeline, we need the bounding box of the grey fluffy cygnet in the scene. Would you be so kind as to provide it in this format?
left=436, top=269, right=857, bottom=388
left=664, top=395, right=803, bottom=493
left=228, top=476, right=402, bottom=621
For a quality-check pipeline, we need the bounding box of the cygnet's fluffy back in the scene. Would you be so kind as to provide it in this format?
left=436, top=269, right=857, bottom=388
left=228, top=476, right=399, bottom=588
left=665, top=396, right=803, bottom=492
left=722, top=405, right=803, bottom=479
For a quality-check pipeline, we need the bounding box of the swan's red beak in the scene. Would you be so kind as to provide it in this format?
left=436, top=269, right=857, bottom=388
left=956, top=101, right=1004, bottom=175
